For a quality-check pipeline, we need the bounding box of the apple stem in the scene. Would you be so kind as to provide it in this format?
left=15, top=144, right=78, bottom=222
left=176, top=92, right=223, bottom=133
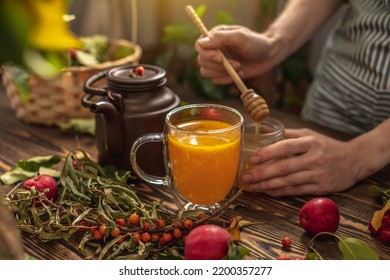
left=306, top=245, right=323, bottom=260
left=306, top=231, right=355, bottom=260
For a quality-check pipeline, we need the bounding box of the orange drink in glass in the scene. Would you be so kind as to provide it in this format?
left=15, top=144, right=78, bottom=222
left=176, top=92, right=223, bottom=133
left=130, top=104, right=243, bottom=211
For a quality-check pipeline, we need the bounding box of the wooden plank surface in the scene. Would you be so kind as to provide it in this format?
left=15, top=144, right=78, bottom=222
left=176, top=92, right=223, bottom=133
left=0, top=81, right=389, bottom=260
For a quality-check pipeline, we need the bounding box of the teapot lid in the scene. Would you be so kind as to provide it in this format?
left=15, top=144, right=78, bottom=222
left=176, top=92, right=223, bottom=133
left=106, top=64, right=166, bottom=92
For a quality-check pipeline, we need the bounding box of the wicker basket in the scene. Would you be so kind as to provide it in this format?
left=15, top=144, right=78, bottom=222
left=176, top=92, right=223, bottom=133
left=2, top=39, right=142, bottom=125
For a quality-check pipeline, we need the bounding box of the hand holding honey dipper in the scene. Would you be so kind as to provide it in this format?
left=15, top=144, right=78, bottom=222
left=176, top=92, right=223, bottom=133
left=185, top=5, right=269, bottom=124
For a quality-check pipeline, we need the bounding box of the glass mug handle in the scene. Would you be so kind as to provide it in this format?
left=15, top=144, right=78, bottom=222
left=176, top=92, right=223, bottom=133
left=130, top=133, right=167, bottom=186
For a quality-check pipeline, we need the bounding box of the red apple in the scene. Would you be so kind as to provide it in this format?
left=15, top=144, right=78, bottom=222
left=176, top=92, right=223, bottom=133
left=184, top=224, right=231, bottom=260
left=381, top=215, right=390, bottom=228
left=22, top=174, right=58, bottom=206
left=299, top=197, right=340, bottom=236
left=379, top=228, right=390, bottom=245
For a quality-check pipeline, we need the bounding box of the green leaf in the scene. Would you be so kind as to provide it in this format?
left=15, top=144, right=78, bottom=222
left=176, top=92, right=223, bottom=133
left=368, top=185, right=386, bottom=196
left=17, top=155, right=62, bottom=172
left=180, top=209, right=206, bottom=219
left=75, top=50, right=99, bottom=66
left=113, top=45, right=134, bottom=60
left=338, top=236, right=379, bottom=260
left=0, top=1, right=30, bottom=66
left=195, top=4, right=207, bottom=18
left=80, top=35, right=109, bottom=63
left=162, top=24, right=196, bottom=45
left=57, top=118, right=95, bottom=135
left=306, top=251, right=320, bottom=260
left=154, top=247, right=184, bottom=260
left=224, top=241, right=250, bottom=260
left=0, top=166, right=36, bottom=185
left=38, top=166, right=61, bottom=178
left=154, top=48, right=174, bottom=70
left=216, top=11, right=234, bottom=25
left=2, top=64, right=29, bottom=103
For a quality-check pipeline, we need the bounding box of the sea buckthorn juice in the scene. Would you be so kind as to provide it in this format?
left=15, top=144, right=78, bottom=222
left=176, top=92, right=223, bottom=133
left=130, top=104, right=243, bottom=211
left=168, top=119, right=241, bottom=205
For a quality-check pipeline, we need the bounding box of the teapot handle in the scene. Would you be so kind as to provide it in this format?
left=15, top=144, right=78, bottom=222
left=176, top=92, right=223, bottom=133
left=81, top=70, right=108, bottom=109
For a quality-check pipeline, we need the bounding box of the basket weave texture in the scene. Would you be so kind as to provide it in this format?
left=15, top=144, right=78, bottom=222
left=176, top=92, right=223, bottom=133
left=2, top=39, right=142, bottom=125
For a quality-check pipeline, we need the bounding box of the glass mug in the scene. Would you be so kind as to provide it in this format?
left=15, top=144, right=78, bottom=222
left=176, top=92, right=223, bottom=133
left=240, top=118, right=285, bottom=189
left=130, top=104, right=244, bottom=211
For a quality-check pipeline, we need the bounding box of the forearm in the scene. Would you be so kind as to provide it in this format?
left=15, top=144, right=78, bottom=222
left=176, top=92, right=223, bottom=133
left=264, top=0, right=343, bottom=62
left=349, top=118, right=390, bottom=181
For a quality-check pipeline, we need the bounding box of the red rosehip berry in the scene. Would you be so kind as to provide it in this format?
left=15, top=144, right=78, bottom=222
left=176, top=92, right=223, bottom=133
left=135, top=66, right=144, bottom=76
left=129, top=213, right=140, bottom=225
left=110, top=227, right=120, bottom=238
left=197, top=213, right=207, bottom=220
left=115, top=218, right=126, bottom=227
left=151, top=233, right=160, bottom=243
left=276, top=255, right=291, bottom=260
left=93, top=230, right=103, bottom=241
left=173, top=228, right=182, bottom=239
left=132, top=233, right=141, bottom=244
left=141, top=232, right=151, bottom=243
left=160, top=232, right=173, bottom=244
left=98, top=214, right=106, bottom=223
left=69, top=49, right=77, bottom=59
left=281, top=236, right=292, bottom=248
left=116, top=236, right=125, bottom=244
left=142, top=222, right=151, bottom=230
left=156, top=219, right=166, bottom=228
left=183, top=219, right=193, bottom=230
left=99, top=225, right=107, bottom=235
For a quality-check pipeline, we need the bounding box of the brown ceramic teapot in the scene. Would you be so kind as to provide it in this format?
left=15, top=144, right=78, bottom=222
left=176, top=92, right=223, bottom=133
left=82, top=64, right=181, bottom=176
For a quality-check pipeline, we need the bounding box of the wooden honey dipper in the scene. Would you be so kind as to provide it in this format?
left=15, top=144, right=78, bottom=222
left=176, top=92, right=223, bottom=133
left=185, top=5, right=269, bottom=123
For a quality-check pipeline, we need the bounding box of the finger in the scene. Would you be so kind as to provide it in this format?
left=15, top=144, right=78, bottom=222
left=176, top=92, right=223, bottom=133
left=198, top=56, right=241, bottom=77
left=195, top=42, right=222, bottom=64
left=208, top=26, right=251, bottom=49
left=284, top=129, right=304, bottom=139
left=251, top=138, right=310, bottom=164
left=199, top=64, right=229, bottom=79
left=244, top=170, right=315, bottom=192
left=211, top=25, right=247, bottom=32
left=245, top=156, right=312, bottom=183
left=284, top=128, right=319, bottom=139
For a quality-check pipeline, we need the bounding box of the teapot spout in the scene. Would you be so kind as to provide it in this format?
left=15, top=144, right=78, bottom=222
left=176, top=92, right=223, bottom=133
left=90, top=101, right=125, bottom=156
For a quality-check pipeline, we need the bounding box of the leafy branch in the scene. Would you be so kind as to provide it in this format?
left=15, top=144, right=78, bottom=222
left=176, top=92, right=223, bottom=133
left=1, top=149, right=249, bottom=260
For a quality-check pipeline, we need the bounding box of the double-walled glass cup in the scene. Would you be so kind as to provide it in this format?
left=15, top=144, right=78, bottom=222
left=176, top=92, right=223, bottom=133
left=130, top=104, right=244, bottom=211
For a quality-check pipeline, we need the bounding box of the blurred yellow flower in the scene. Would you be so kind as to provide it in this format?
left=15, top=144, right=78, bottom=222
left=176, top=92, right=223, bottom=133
left=27, top=0, right=81, bottom=50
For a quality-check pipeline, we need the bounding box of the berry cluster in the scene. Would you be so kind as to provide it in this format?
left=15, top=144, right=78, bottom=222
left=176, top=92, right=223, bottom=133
left=82, top=211, right=204, bottom=249
left=369, top=210, right=390, bottom=245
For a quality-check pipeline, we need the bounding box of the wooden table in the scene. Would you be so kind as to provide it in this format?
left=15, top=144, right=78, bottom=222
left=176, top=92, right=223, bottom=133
left=0, top=81, right=389, bottom=260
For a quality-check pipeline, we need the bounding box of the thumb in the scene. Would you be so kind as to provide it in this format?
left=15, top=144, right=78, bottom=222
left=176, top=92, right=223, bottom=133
left=197, top=36, right=222, bottom=49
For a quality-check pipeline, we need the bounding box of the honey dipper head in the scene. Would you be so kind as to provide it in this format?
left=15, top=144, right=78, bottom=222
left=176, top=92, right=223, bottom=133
left=240, top=89, right=269, bottom=122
